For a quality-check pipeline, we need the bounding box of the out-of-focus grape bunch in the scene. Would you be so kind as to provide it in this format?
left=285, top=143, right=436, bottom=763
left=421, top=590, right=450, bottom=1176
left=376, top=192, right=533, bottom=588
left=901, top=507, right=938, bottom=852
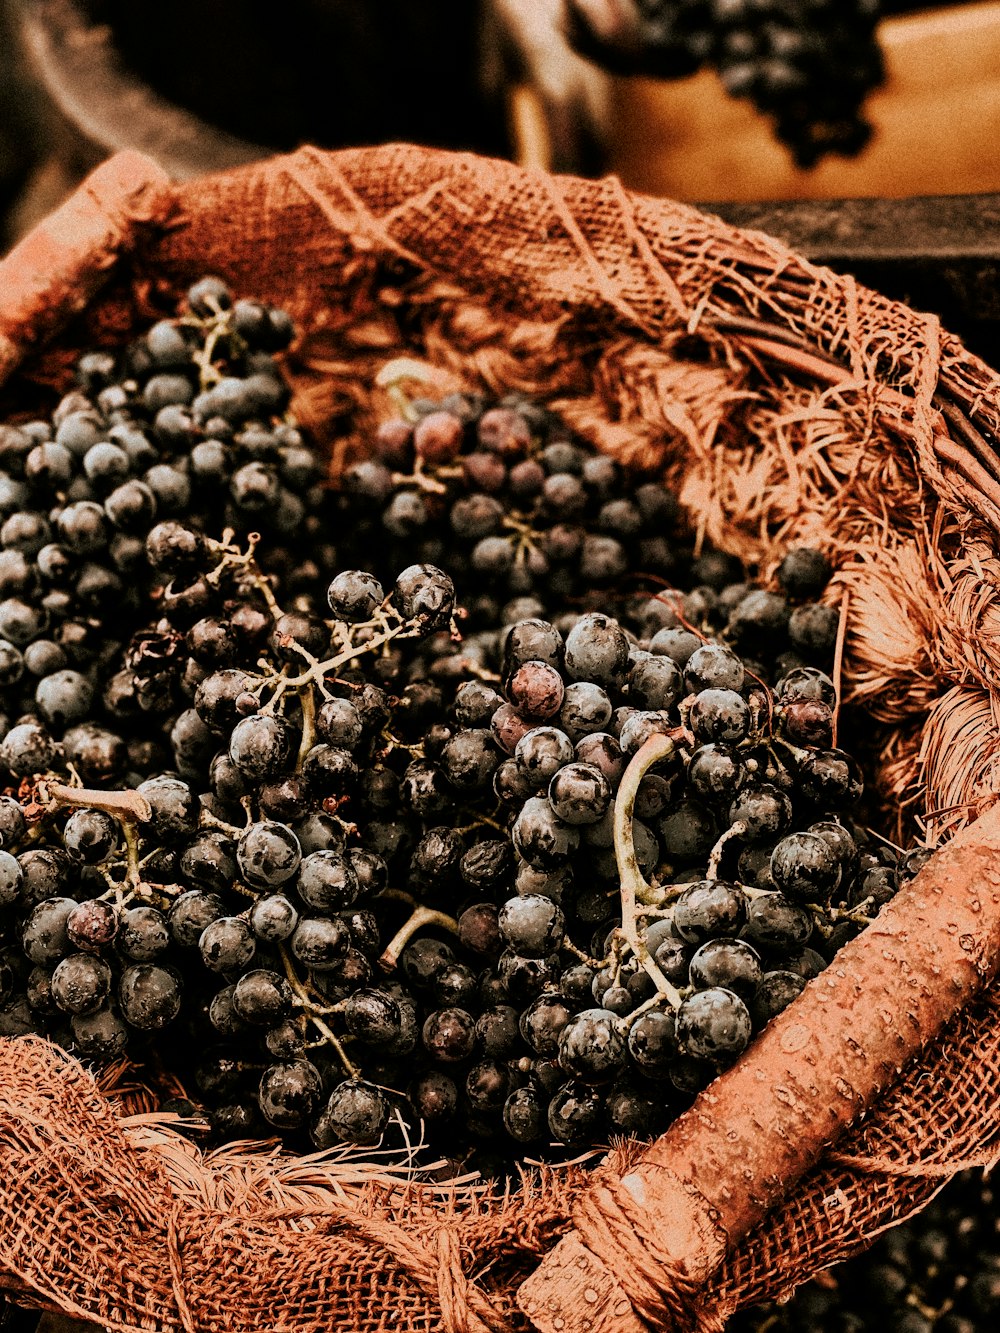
left=563, top=0, right=890, bottom=168
left=733, top=1168, right=1000, bottom=1333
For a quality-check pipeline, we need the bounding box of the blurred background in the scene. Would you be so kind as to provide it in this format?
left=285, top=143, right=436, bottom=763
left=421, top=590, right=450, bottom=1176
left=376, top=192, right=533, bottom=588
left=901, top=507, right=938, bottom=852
left=3, top=0, right=1000, bottom=356
left=3, top=0, right=1000, bottom=243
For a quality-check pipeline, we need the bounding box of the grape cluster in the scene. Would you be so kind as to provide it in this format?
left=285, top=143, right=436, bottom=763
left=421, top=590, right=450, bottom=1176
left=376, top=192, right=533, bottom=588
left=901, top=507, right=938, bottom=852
left=565, top=0, right=885, bottom=168
left=0, top=275, right=331, bottom=741
left=736, top=1170, right=1000, bottom=1333
left=0, top=276, right=921, bottom=1172
left=332, top=382, right=694, bottom=627
left=472, top=567, right=927, bottom=1145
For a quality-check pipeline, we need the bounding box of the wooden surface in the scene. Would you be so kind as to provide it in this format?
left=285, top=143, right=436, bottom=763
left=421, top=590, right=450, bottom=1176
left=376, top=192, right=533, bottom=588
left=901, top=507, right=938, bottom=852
left=608, top=1, right=1000, bottom=201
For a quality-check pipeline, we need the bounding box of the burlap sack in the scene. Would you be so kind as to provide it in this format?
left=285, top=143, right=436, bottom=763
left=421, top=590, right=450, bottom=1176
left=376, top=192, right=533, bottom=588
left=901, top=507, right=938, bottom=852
left=3, top=145, right=1000, bottom=1333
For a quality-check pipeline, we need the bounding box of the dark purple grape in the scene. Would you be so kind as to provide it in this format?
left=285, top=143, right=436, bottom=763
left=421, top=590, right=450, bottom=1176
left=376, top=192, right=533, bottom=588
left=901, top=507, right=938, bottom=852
left=499, top=894, right=565, bottom=958
left=199, top=917, right=256, bottom=973
left=564, top=613, right=629, bottom=688
left=797, top=749, right=863, bottom=809
left=118, top=964, right=182, bottom=1030
left=0, top=849, right=22, bottom=907
left=743, top=893, right=813, bottom=953
left=548, top=763, right=612, bottom=825
left=71, top=1007, right=129, bottom=1061
left=673, top=881, right=747, bottom=945
left=729, top=784, right=793, bottom=843
left=22, top=897, right=76, bottom=965
left=770, top=832, right=842, bottom=904
left=676, top=987, right=752, bottom=1060
left=411, top=1071, right=458, bottom=1126
left=520, top=993, right=573, bottom=1057
left=327, top=570, right=384, bottom=622
left=66, top=900, right=119, bottom=952
left=422, top=1007, right=477, bottom=1063
left=777, top=549, right=831, bottom=600
left=512, top=797, right=579, bottom=869
left=503, top=1086, right=546, bottom=1142
left=118, top=906, right=170, bottom=962
left=313, top=1080, right=388, bottom=1146
left=51, top=953, right=113, bottom=1015
left=688, top=938, right=762, bottom=1000
left=557, top=1008, right=626, bottom=1082
left=750, top=970, right=807, bottom=1028
left=627, top=1009, right=677, bottom=1075
left=690, top=689, right=752, bottom=744
left=232, top=970, right=293, bottom=1025
left=547, top=1082, right=604, bottom=1146
left=228, top=714, right=294, bottom=780
left=236, top=820, right=301, bottom=889
left=259, top=1060, right=323, bottom=1129
left=289, top=917, right=349, bottom=970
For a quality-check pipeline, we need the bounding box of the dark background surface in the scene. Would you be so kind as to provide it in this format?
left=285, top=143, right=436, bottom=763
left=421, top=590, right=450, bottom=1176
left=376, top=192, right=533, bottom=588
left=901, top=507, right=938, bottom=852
left=4, top=1, right=1000, bottom=369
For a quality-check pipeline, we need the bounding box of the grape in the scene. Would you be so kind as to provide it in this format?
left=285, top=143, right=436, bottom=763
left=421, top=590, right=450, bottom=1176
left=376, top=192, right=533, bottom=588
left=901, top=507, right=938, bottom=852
left=62, top=809, right=119, bottom=864
left=499, top=894, right=566, bottom=958
left=236, top=820, right=302, bottom=888
left=627, top=1009, right=677, bottom=1076
left=0, top=849, right=22, bottom=906
left=259, top=1060, right=323, bottom=1129
left=66, top=900, right=119, bottom=952
left=118, top=907, right=170, bottom=962
left=118, top=965, right=182, bottom=1030
left=548, top=762, right=612, bottom=825
left=422, top=1008, right=477, bottom=1063
left=688, top=938, right=762, bottom=1000
left=557, top=1008, right=627, bottom=1082
left=770, top=831, right=842, bottom=904
left=289, top=917, right=349, bottom=970
left=503, top=1086, right=546, bottom=1142
left=343, top=990, right=402, bottom=1046
left=547, top=1082, right=604, bottom=1146
left=199, top=917, right=256, bottom=973
left=229, top=714, right=295, bottom=780
left=314, top=1080, right=389, bottom=1146
left=71, top=1007, right=129, bottom=1060
left=677, top=987, right=753, bottom=1060
left=51, top=954, right=113, bottom=1016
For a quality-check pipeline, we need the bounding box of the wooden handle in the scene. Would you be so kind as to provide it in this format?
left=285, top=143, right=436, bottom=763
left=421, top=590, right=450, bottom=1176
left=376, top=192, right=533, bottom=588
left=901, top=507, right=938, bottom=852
left=519, top=802, right=1000, bottom=1332
left=0, top=150, right=173, bottom=384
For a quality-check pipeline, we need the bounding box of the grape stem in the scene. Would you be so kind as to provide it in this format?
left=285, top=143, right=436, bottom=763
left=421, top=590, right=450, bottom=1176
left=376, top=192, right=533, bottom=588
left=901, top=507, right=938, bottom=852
left=199, top=807, right=246, bottom=839
left=266, top=617, right=419, bottom=702
left=378, top=904, right=461, bottom=972
left=705, top=821, right=747, bottom=880
left=278, top=943, right=359, bottom=1079
left=831, top=589, right=850, bottom=750
left=38, top=780, right=151, bottom=824
left=614, top=732, right=686, bottom=1009
left=390, top=460, right=448, bottom=494
left=563, top=940, right=606, bottom=969
left=296, top=687, right=316, bottom=770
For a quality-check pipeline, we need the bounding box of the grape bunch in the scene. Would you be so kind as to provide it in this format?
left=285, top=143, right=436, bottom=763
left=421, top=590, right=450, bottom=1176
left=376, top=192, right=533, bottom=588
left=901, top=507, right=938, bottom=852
left=331, top=379, right=693, bottom=628
left=735, top=1169, right=1000, bottom=1333
left=0, top=276, right=923, bottom=1172
left=470, top=574, right=929, bottom=1146
left=564, top=0, right=885, bottom=168
left=0, top=273, right=334, bottom=734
